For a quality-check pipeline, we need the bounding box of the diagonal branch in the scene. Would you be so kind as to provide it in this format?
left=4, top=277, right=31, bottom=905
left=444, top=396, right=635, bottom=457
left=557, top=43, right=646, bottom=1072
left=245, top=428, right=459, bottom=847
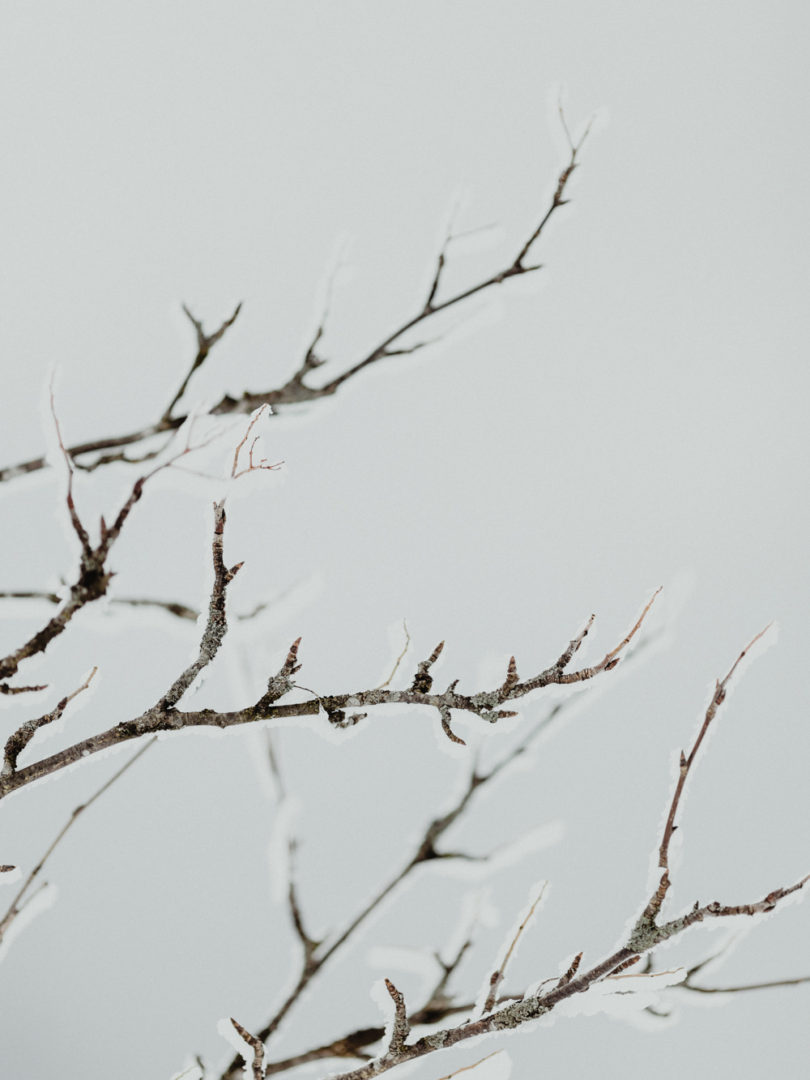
left=0, top=117, right=591, bottom=483
left=0, top=406, right=210, bottom=689
left=632, top=625, right=772, bottom=932
left=218, top=698, right=578, bottom=1080
left=163, top=303, right=243, bottom=423
left=481, top=882, right=547, bottom=1014
left=320, top=591, right=659, bottom=744
left=382, top=980, right=410, bottom=1057
left=3, top=667, right=96, bottom=778
left=0, top=737, right=154, bottom=946
left=228, top=1018, right=265, bottom=1080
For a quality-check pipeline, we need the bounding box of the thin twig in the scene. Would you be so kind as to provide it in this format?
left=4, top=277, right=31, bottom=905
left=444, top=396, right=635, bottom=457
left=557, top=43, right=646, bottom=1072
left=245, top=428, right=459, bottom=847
left=231, top=404, right=282, bottom=479
left=482, top=883, right=547, bottom=1013
left=2, top=667, right=96, bottom=778
left=0, top=737, right=155, bottom=944
left=157, top=502, right=242, bottom=710
left=320, top=592, right=659, bottom=744
left=0, top=119, right=590, bottom=483
left=229, top=1018, right=265, bottom=1080
left=435, top=1051, right=503, bottom=1080
left=0, top=401, right=212, bottom=686
left=0, top=593, right=656, bottom=800
left=164, top=303, right=243, bottom=423
left=377, top=621, right=411, bottom=690
left=218, top=699, right=576, bottom=1080
left=633, top=625, right=772, bottom=933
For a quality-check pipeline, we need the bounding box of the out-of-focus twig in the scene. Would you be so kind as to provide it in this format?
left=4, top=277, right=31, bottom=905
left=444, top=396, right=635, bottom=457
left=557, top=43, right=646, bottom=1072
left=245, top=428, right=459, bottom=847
left=0, top=737, right=155, bottom=945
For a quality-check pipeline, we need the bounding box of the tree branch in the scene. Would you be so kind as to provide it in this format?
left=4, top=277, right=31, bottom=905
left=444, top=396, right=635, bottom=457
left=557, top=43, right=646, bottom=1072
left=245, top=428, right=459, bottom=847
left=164, top=303, right=243, bottom=423
left=270, top=633, right=808, bottom=1080
left=0, top=405, right=208, bottom=689
left=0, top=119, right=590, bottom=484
left=217, top=698, right=578, bottom=1080
left=0, top=737, right=154, bottom=946
left=0, top=587, right=656, bottom=801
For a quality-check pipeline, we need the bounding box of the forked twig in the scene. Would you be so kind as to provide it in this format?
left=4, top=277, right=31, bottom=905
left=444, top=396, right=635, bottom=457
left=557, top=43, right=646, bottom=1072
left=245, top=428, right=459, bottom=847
left=0, top=737, right=155, bottom=945
left=164, top=303, right=243, bottom=423
left=482, top=883, right=547, bottom=1013
left=0, top=115, right=592, bottom=483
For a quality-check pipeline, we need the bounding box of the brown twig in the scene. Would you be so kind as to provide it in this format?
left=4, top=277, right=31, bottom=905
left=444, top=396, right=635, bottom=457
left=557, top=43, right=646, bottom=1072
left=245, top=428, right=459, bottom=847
left=2, top=667, right=97, bottom=778
left=555, top=951, right=583, bottom=989
left=382, top=980, right=410, bottom=1056
left=218, top=698, right=575, bottom=1080
left=0, top=589, right=293, bottom=624
left=157, top=501, right=242, bottom=711
left=320, top=592, right=659, bottom=745
left=229, top=1018, right=265, bottom=1080
left=436, top=1051, right=503, bottom=1080
left=0, top=398, right=210, bottom=688
left=231, top=404, right=283, bottom=479
left=633, top=625, right=773, bottom=934
left=0, top=119, right=590, bottom=483
left=286, top=635, right=807, bottom=1080
left=682, top=973, right=810, bottom=995
left=376, top=621, right=411, bottom=690
left=482, top=883, right=547, bottom=1013
left=0, top=591, right=655, bottom=800
left=164, top=303, right=243, bottom=423
left=0, top=737, right=155, bottom=946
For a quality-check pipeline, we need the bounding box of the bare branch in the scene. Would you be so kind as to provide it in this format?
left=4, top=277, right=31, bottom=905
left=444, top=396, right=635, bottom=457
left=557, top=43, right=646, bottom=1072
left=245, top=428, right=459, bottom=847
left=218, top=700, right=576, bottom=1080
left=649, top=942, right=810, bottom=998
left=555, top=951, right=583, bottom=989
left=633, top=625, right=772, bottom=932
left=231, top=404, right=283, bottom=479
left=0, top=737, right=154, bottom=945
left=285, top=838, right=320, bottom=965
left=0, top=588, right=290, bottom=623
left=512, top=108, right=592, bottom=270
left=436, top=1052, right=503, bottom=1080
left=482, top=882, right=547, bottom=1013
left=410, top=641, right=445, bottom=694
left=164, top=303, right=243, bottom=423
left=0, top=413, right=211, bottom=687
left=0, top=681, right=47, bottom=696
left=682, top=973, right=810, bottom=995
left=0, top=125, right=589, bottom=484
left=321, top=592, right=658, bottom=745
left=302, top=634, right=808, bottom=1080
left=229, top=1017, right=265, bottom=1080
left=2, top=667, right=96, bottom=778
left=0, top=588, right=652, bottom=801
left=157, top=501, right=242, bottom=710
left=383, top=979, right=410, bottom=1056
left=376, top=621, right=411, bottom=690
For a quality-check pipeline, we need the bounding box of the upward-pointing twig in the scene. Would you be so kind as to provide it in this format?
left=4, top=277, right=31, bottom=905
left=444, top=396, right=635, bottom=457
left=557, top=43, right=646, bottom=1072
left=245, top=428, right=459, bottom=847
left=0, top=114, right=592, bottom=483
left=0, top=737, right=155, bottom=946
left=163, top=303, right=243, bottom=423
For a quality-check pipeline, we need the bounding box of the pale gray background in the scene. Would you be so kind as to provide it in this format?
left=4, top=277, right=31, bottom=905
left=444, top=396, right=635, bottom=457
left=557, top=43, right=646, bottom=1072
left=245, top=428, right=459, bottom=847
left=1, top=2, right=808, bottom=1079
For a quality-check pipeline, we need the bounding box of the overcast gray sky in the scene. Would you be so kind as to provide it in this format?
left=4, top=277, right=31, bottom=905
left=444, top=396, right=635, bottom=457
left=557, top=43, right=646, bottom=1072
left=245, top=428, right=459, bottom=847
left=1, top=3, right=809, bottom=1079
